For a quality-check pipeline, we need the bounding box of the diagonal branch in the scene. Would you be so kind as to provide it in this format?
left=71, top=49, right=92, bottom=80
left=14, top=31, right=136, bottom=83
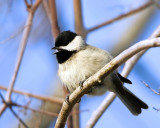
left=5, top=10, right=33, bottom=103
left=122, top=25, right=160, bottom=75
left=86, top=92, right=116, bottom=128
left=9, top=107, right=29, bottom=128
left=55, top=37, right=160, bottom=128
left=87, top=1, right=153, bottom=33
left=0, top=93, right=28, bottom=128
left=141, top=80, right=160, bottom=95
left=0, top=0, right=42, bottom=116
left=86, top=25, right=160, bottom=128
left=43, top=0, right=60, bottom=40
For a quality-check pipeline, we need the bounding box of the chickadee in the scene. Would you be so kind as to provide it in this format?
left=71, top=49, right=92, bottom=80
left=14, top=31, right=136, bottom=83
left=52, top=31, right=148, bottom=115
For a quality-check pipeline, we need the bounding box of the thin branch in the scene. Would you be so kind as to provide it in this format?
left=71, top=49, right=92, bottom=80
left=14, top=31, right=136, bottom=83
left=0, top=92, right=59, bottom=118
left=55, top=37, right=160, bottom=128
left=14, top=102, right=88, bottom=118
left=0, top=92, right=5, bottom=102
left=24, top=0, right=31, bottom=9
left=86, top=25, right=160, bottom=127
left=74, top=0, right=87, bottom=38
left=121, top=25, right=160, bottom=75
left=32, top=0, right=42, bottom=11
left=9, top=107, right=29, bottom=128
left=5, top=12, right=33, bottom=102
left=16, top=103, right=59, bottom=117
left=153, top=107, right=160, bottom=111
left=0, top=85, right=63, bottom=104
left=86, top=92, right=116, bottom=128
left=0, top=26, right=25, bottom=44
left=0, top=93, right=28, bottom=128
left=87, top=1, right=153, bottom=33
left=0, top=0, right=42, bottom=116
left=141, top=80, right=160, bottom=95
left=43, top=0, right=60, bottom=40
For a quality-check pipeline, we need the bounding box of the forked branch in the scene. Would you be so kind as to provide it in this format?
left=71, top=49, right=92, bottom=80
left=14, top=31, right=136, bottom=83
left=0, top=0, right=42, bottom=116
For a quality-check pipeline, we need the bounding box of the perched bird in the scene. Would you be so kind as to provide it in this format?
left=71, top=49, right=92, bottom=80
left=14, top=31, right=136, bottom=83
left=52, top=31, right=148, bottom=115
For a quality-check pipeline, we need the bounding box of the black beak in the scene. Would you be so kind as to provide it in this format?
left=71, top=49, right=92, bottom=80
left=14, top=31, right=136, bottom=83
left=52, top=47, right=57, bottom=50
left=52, top=47, right=63, bottom=54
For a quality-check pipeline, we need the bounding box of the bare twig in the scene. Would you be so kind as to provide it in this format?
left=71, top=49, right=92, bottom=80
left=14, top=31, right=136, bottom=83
left=24, top=0, right=31, bottom=9
left=153, top=107, right=160, bottom=111
left=0, top=85, right=63, bottom=104
left=0, top=26, right=25, bottom=44
left=121, top=25, right=160, bottom=75
left=32, top=0, right=42, bottom=12
left=16, top=103, right=59, bottom=117
left=0, top=93, right=28, bottom=128
left=0, top=0, right=42, bottom=116
left=74, top=0, right=87, bottom=38
left=10, top=107, right=29, bottom=128
left=87, top=1, right=153, bottom=33
left=5, top=12, right=33, bottom=102
left=86, top=92, right=116, bottom=128
left=141, top=80, right=160, bottom=95
left=43, top=0, right=60, bottom=40
left=0, top=95, right=59, bottom=117
left=86, top=25, right=160, bottom=128
left=55, top=37, right=160, bottom=128
left=48, top=0, right=60, bottom=39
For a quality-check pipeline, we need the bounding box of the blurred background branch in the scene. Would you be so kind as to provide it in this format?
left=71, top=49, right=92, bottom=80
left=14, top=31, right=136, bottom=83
left=87, top=0, right=153, bottom=33
left=0, top=0, right=42, bottom=116
left=86, top=24, right=160, bottom=128
left=0, top=0, right=160, bottom=127
left=0, top=85, right=63, bottom=104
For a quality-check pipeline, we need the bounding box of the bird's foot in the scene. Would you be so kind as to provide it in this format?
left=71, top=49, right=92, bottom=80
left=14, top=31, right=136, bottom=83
left=65, top=95, right=70, bottom=105
left=77, top=98, right=81, bottom=103
left=65, top=95, right=81, bottom=104
left=79, top=80, right=86, bottom=89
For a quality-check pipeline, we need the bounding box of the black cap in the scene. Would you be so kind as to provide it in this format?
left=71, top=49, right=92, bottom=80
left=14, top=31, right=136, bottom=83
left=55, top=31, right=77, bottom=47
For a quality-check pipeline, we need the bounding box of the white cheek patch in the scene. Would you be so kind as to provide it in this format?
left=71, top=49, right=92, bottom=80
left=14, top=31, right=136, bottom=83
left=60, top=36, right=85, bottom=51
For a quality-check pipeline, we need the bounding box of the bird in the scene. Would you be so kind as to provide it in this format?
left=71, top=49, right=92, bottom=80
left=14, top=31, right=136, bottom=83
left=52, top=30, right=148, bottom=115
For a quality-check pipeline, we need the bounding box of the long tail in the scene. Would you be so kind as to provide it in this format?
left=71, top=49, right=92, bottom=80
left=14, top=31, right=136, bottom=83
left=116, top=87, right=148, bottom=115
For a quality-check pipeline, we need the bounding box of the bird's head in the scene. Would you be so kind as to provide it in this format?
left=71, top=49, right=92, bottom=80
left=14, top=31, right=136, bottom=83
left=52, top=31, right=86, bottom=54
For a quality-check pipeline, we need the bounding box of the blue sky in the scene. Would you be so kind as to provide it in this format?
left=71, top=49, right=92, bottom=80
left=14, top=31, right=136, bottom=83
left=0, top=0, right=160, bottom=128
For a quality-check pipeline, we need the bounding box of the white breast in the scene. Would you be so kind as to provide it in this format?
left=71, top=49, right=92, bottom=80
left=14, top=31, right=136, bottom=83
left=58, top=45, right=113, bottom=94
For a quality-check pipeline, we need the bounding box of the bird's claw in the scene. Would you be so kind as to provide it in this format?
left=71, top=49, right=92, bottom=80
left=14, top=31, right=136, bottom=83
left=65, top=95, right=81, bottom=104
left=65, top=95, right=70, bottom=105
left=79, top=80, right=85, bottom=89
left=77, top=98, right=81, bottom=103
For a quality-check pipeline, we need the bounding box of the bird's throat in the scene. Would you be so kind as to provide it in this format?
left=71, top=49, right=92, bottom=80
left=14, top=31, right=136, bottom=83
left=56, top=50, right=76, bottom=64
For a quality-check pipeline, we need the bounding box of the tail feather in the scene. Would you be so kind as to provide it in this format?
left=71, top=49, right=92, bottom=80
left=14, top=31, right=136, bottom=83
left=116, top=87, right=148, bottom=115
